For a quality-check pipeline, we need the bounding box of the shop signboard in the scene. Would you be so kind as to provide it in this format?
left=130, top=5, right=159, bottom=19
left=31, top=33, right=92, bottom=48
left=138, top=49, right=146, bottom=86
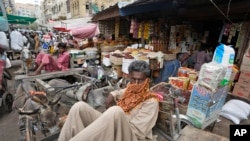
left=186, top=84, right=228, bottom=129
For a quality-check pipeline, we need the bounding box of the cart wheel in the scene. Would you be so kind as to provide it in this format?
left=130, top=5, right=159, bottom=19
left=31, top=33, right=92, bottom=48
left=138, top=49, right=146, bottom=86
left=3, top=92, right=14, bottom=112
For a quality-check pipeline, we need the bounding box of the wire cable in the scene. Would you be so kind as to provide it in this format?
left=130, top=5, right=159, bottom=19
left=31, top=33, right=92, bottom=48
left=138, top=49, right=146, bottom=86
left=209, top=0, right=233, bottom=24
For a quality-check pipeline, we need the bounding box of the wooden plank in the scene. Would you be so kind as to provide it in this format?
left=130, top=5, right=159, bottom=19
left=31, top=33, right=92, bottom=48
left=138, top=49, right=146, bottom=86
left=35, top=79, right=55, bottom=93
left=177, top=126, right=229, bottom=141
left=14, top=68, right=84, bottom=82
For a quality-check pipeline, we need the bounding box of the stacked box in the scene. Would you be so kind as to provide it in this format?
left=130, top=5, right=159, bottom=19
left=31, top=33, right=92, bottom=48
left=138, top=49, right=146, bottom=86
left=232, top=71, right=250, bottom=99
left=186, top=84, right=228, bottom=129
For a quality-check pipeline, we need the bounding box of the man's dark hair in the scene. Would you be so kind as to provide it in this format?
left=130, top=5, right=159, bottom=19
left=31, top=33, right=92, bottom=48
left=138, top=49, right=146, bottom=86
left=57, top=42, right=67, bottom=48
left=176, top=52, right=183, bottom=61
left=128, top=60, right=150, bottom=77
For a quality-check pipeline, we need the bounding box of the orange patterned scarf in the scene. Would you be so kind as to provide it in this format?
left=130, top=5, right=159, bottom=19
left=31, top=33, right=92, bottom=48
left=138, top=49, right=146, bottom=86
left=117, top=78, right=159, bottom=113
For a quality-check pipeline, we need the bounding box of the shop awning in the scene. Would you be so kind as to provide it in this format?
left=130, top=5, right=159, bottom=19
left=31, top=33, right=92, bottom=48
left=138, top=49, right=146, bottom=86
left=119, top=0, right=174, bottom=16
left=0, top=12, right=37, bottom=25
left=46, top=17, right=92, bottom=29
left=70, top=24, right=100, bottom=39
left=92, top=4, right=120, bottom=21
left=53, top=27, right=71, bottom=32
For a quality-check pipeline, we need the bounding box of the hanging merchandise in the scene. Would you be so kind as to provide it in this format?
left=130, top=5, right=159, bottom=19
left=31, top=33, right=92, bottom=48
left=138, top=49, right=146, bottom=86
left=235, top=23, right=244, bottom=48
left=212, top=43, right=235, bottom=86
left=130, top=18, right=135, bottom=34
left=115, top=18, right=120, bottom=39
left=133, top=21, right=139, bottom=39
left=223, top=23, right=231, bottom=36
left=143, top=22, right=150, bottom=40
left=138, top=22, right=143, bottom=39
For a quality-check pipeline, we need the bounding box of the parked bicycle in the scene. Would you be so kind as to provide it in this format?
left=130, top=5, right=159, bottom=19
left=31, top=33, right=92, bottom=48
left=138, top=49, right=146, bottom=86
left=0, top=49, right=14, bottom=113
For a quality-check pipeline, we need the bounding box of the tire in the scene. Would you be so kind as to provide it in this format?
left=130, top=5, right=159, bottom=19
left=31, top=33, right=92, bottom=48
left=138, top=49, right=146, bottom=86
left=180, top=118, right=194, bottom=129
left=2, top=92, right=13, bottom=112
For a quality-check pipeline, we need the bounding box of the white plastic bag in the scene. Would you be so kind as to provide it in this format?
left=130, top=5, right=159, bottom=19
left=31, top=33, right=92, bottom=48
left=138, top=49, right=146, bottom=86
left=0, top=32, right=9, bottom=50
left=197, top=62, right=226, bottom=92
left=10, top=31, right=24, bottom=51
left=5, top=57, right=11, bottom=68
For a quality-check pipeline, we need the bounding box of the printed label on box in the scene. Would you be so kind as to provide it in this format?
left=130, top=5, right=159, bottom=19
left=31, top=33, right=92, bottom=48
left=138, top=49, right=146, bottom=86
left=187, top=84, right=228, bottom=129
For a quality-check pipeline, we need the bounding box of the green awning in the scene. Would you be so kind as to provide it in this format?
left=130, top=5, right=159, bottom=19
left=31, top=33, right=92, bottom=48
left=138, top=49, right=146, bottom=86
left=0, top=12, right=37, bottom=25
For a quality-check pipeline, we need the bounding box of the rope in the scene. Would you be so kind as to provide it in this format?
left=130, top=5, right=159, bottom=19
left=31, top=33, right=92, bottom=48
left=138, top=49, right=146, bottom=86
left=209, top=0, right=233, bottom=24
left=226, top=0, right=231, bottom=18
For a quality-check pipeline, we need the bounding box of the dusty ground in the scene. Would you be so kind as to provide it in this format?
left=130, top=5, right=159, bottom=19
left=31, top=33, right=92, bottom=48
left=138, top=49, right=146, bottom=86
left=0, top=59, right=250, bottom=141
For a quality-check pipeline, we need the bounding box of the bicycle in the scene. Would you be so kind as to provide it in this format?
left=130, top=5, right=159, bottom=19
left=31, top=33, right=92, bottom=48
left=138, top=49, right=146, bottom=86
left=0, top=67, right=14, bottom=113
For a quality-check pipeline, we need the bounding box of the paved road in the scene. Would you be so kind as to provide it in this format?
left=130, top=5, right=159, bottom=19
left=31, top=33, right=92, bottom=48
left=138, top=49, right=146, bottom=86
left=0, top=60, right=22, bottom=141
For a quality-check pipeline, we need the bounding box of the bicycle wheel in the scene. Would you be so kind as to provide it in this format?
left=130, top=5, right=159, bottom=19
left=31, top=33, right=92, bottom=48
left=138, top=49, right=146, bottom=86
left=2, top=91, right=13, bottom=112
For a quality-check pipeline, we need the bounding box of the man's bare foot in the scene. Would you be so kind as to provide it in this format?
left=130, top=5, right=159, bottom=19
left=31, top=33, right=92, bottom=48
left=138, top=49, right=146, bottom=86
left=28, top=71, right=41, bottom=76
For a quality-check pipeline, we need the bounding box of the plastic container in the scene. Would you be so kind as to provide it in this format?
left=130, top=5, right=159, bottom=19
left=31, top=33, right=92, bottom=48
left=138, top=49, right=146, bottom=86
left=212, top=44, right=235, bottom=86
left=122, top=58, right=135, bottom=74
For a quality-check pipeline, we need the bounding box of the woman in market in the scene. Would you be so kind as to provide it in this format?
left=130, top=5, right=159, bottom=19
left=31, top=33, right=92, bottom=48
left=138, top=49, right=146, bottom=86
left=58, top=60, right=160, bottom=141
left=194, top=43, right=212, bottom=71
left=28, top=42, right=70, bottom=76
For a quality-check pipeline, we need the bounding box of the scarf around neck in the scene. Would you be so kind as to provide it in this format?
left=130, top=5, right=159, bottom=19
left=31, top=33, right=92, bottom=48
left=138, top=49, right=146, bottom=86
left=117, top=78, right=158, bottom=113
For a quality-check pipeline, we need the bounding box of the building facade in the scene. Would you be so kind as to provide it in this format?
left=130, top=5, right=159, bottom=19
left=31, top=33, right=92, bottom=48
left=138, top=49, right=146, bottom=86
left=41, top=0, right=132, bottom=24
left=15, top=3, right=36, bottom=17
left=3, top=0, right=15, bottom=14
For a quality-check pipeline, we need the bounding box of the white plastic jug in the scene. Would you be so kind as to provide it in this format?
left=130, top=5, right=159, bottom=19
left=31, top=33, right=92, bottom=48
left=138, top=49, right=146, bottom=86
left=212, top=43, right=235, bottom=86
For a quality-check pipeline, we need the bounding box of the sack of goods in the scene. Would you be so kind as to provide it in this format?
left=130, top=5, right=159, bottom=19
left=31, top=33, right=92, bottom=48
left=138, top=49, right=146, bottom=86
left=197, top=62, right=226, bottom=93
left=0, top=32, right=9, bottom=50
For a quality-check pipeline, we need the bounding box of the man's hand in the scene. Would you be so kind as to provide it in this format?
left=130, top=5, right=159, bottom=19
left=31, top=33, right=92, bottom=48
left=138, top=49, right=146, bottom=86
left=105, top=94, right=115, bottom=109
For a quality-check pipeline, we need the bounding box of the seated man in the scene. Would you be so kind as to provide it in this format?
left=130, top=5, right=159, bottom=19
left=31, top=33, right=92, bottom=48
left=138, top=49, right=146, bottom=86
left=29, top=42, right=70, bottom=76
left=58, top=60, right=159, bottom=141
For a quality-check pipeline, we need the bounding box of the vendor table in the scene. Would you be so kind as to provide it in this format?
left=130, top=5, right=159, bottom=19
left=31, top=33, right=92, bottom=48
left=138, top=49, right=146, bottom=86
left=177, top=126, right=229, bottom=141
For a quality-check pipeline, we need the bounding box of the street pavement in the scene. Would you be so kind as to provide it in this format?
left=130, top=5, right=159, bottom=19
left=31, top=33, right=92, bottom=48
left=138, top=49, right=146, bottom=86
left=0, top=60, right=22, bottom=141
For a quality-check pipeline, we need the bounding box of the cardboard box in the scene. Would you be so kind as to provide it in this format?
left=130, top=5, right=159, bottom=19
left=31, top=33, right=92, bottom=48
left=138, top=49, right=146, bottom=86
left=241, top=41, right=250, bottom=66
left=240, top=64, right=250, bottom=72
left=238, top=71, right=250, bottom=82
left=232, top=82, right=250, bottom=99
left=186, top=84, right=228, bottom=129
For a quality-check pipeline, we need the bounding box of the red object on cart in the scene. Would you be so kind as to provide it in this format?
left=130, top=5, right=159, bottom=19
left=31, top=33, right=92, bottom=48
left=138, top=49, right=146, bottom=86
left=0, top=60, right=5, bottom=87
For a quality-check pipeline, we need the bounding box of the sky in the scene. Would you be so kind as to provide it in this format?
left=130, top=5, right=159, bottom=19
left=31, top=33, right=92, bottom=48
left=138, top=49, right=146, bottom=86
left=14, top=0, right=42, bottom=5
